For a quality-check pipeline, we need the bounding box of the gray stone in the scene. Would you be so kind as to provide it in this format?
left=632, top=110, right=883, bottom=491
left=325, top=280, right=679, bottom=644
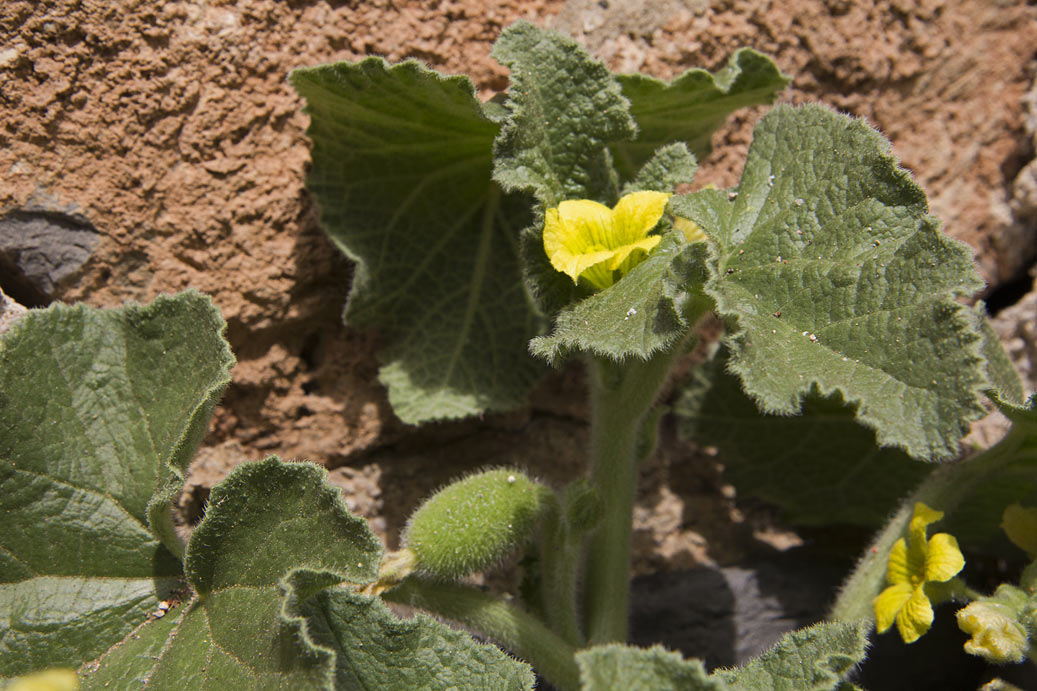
left=0, top=203, right=98, bottom=305
left=629, top=550, right=844, bottom=670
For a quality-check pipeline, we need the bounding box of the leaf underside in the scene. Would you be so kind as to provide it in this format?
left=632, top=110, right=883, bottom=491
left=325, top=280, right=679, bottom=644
left=611, top=47, right=790, bottom=180
left=676, top=346, right=932, bottom=527
left=672, top=105, right=988, bottom=461
left=0, top=292, right=233, bottom=680
left=291, top=59, right=543, bottom=424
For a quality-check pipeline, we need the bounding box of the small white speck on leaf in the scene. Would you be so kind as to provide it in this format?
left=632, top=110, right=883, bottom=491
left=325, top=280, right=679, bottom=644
left=794, top=198, right=804, bottom=206
left=507, top=474, right=516, bottom=484
left=767, top=174, right=775, bottom=186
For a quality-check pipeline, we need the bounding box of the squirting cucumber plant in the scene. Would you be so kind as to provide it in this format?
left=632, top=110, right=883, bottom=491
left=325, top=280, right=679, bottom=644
left=3, top=19, right=1037, bottom=691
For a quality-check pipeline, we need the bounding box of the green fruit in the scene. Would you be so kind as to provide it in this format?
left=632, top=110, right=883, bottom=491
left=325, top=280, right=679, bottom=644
left=403, top=469, right=549, bottom=580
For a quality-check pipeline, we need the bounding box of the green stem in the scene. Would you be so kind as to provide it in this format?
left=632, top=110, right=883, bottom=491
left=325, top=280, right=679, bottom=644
left=539, top=496, right=584, bottom=645
left=385, top=578, right=580, bottom=691
left=829, top=428, right=1033, bottom=622
left=583, top=342, right=689, bottom=644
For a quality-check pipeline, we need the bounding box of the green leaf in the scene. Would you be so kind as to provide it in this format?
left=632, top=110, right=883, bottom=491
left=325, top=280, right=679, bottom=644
left=79, top=601, right=186, bottom=689
left=184, top=458, right=381, bottom=595
left=530, top=232, right=711, bottom=363
left=622, top=143, right=699, bottom=196
left=576, top=644, right=722, bottom=690
left=298, top=586, right=535, bottom=690
left=715, top=621, right=869, bottom=691
left=576, top=622, right=868, bottom=691
left=84, top=458, right=530, bottom=690
left=291, top=59, right=543, bottom=424
left=0, top=292, right=233, bottom=681
left=611, top=48, right=790, bottom=180
left=84, top=457, right=382, bottom=688
left=671, top=105, right=987, bottom=460
left=491, top=20, right=636, bottom=207
left=676, top=346, right=932, bottom=527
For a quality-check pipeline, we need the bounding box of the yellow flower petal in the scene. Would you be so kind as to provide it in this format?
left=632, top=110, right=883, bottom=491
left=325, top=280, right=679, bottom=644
left=1002, top=504, right=1037, bottom=557
left=909, top=502, right=944, bottom=544
left=925, top=533, right=965, bottom=583
left=896, top=586, right=935, bottom=643
left=674, top=217, right=706, bottom=243
left=886, top=538, right=912, bottom=586
left=605, top=235, right=662, bottom=272
left=610, top=191, right=671, bottom=246
left=875, top=582, right=914, bottom=633
left=543, top=202, right=617, bottom=282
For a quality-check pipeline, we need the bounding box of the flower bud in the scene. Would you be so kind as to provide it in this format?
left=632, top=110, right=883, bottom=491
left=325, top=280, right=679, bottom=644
left=957, top=600, right=1030, bottom=664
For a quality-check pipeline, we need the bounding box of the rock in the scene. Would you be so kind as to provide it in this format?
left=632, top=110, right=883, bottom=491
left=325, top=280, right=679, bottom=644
left=993, top=274, right=1037, bottom=396
left=0, top=199, right=99, bottom=306
left=629, top=550, right=845, bottom=669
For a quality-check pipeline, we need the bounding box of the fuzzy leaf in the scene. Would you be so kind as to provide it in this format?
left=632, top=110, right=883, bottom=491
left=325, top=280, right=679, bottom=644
left=671, top=105, right=987, bottom=460
left=576, top=644, right=722, bottom=690
left=298, top=586, right=535, bottom=690
left=715, top=621, right=870, bottom=690
left=576, top=622, right=867, bottom=691
left=0, top=293, right=233, bottom=681
left=530, top=232, right=710, bottom=363
left=622, top=143, right=699, bottom=196
left=83, top=458, right=529, bottom=690
left=82, top=458, right=381, bottom=688
left=291, top=59, right=543, bottom=424
left=611, top=48, right=790, bottom=180
left=676, top=346, right=932, bottom=526
left=491, top=21, right=637, bottom=208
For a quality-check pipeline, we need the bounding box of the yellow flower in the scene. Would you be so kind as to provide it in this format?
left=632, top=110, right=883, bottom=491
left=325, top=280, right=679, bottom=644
left=874, top=502, right=965, bottom=643
left=1001, top=504, right=1037, bottom=557
left=957, top=600, right=1029, bottom=664
left=543, top=191, right=670, bottom=291
left=673, top=217, right=706, bottom=243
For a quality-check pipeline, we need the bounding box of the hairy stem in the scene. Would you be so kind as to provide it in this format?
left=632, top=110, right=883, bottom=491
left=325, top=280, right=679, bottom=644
left=830, top=428, right=1035, bottom=622
left=539, top=497, right=585, bottom=645
left=385, top=578, right=580, bottom=691
left=583, top=342, right=689, bottom=644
